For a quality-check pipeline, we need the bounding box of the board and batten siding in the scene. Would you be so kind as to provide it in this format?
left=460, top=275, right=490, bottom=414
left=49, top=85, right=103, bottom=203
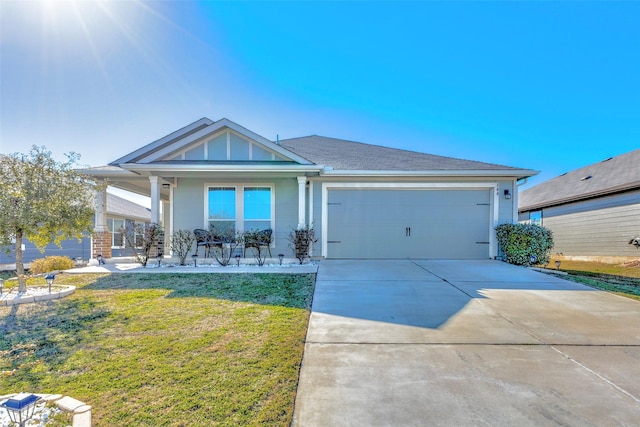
left=541, top=190, right=640, bottom=257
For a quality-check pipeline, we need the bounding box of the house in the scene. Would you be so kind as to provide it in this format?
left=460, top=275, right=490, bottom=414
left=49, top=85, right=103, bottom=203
left=83, top=117, right=537, bottom=260
left=519, top=149, right=640, bottom=263
left=0, top=193, right=151, bottom=265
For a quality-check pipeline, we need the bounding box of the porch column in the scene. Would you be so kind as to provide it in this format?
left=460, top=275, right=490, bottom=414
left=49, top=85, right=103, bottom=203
left=297, top=176, right=307, bottom=229
left=149, top=176, right=161, bottom=224
left=92, top=184, right=112, bottom=259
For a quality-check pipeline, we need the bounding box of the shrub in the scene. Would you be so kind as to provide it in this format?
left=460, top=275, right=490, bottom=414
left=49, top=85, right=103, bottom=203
left=170, top=229, right=196, bottom=265
left=288, top=225, right=317, bottom=264
left=209, top=226, right=243, bottom=266
left=122, top=222, right=163, bottom=267
left=30, top=256, right=75, bottom=274
left=495, top=223, right=554, bottom=266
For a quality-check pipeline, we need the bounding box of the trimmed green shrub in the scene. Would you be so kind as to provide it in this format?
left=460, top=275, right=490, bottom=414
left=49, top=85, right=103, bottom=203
left=30, top=255, right=75, bottom=274
left=495, top=223, right=554, bottom=266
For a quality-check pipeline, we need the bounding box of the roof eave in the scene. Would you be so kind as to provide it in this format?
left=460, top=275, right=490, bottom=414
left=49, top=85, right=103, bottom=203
left=519, top=181, right=640, bottom=212
left=119, top=163, right=325, bottom=174
left=321, top=169, right=539, bottom=179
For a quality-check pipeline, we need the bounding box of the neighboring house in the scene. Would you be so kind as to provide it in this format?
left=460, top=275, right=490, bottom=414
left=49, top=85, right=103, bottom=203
left=83, top=117, right=537, bottom=260
left=519, top=149, right=640, bottom=263
left=0, top=193, right=151, bottom=265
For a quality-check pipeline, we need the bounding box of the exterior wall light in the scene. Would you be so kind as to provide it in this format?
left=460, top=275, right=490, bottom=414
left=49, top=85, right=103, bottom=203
left=1, top=393, right=41, bottom=427
left=45, top=274, right=55, bottom=294
left=503, top=189, right=512, bottom=199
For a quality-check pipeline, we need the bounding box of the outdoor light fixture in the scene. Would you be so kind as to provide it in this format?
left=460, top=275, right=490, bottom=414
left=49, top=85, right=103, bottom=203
left=45, top=274, right=55, bottom=294
left=503, top=189, right=512, bottom=199
left=235, top=254, right=241, bottom=267
left=278, top=254, right=284, bottom=265
left=157, top=254, right=163, bottom=268
left=555, top=260, right=561, bottom=270
left=192, top=254, right=198, bottom=268
left=1, top=393, right=41, bottom=427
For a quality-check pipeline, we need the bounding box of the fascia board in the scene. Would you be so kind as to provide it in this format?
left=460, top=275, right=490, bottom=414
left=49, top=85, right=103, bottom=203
left=119, top=163, right=324, bottom=173
left=320, top=169, right=539, bottom=179
left=138, top=118, right=313, bottom=165
left=110, top=118, right=214, bottom=165
left=78, top=167, right=142, bottom=179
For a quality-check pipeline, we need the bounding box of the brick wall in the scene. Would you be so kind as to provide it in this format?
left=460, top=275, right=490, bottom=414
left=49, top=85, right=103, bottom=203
left=92, top=232, right=112, bottom=259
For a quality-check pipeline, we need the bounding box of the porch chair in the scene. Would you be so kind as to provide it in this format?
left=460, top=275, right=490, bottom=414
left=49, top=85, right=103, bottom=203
left=243, top=229, right=272, bottom=258
left=194, top=228, right=221, bottom=258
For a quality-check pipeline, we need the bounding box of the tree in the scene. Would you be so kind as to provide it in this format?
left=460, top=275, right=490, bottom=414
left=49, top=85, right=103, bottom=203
left=0, top=146, right=96, bottom=291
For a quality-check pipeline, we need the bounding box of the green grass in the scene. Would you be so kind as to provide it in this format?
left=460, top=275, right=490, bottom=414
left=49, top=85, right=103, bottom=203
left=0, top=273, right=316, bottom=426
left=542, top=258, right=640, bottom=300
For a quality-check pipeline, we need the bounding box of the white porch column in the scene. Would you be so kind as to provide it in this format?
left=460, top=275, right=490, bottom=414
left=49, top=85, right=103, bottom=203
left=297, top=176, right=307, bottom=229
left=94, top=185, right=108, bottom=232
left=149, top=176, right=161, bottom=224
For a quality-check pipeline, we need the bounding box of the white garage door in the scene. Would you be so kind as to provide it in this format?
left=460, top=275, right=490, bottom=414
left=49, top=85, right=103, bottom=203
left=326, top=189, right=491, bottom=259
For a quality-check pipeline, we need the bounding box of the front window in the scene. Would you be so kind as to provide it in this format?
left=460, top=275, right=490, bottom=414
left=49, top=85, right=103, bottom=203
left=244, top=187, right=272, bottom=231
left=208, top=187, right=237, bottom=234
left=107, top=219, right=125, bottom=248
left=206, top=185, right=273, bottom=234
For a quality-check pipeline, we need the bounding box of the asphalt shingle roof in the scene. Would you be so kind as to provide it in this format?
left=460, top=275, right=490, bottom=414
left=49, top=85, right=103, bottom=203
left=107, top=193, right=151, bottom=221
left=519, top=148, right=640, bottom=211
left=280, top=135, right=523, bottom=171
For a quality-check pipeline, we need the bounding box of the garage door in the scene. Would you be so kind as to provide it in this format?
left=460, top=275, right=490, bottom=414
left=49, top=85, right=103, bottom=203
left=327, top=189, right=491, bottom=259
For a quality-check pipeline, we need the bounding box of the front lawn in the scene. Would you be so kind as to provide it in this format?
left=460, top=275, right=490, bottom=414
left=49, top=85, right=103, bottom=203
left=0, top=273, right=316, bottom=426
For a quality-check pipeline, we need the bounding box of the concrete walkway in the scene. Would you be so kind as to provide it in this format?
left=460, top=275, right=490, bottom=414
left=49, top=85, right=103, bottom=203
left=293, top=260, right=640, bottom=426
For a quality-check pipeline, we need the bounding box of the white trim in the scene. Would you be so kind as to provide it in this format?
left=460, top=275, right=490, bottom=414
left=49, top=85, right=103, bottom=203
left=308, top=180, right=314, bottom=227
left=121, top=163, right=323, bottom=173
left=321, top=182, right=499, bottom=258
left=169, top=184, right=174, bottom=256
left=297, top=176, right=307, bottom=229
left=320, top=169, right=538, bottom=178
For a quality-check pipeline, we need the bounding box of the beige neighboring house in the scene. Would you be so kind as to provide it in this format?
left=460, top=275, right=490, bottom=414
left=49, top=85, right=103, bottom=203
left=519, top=149, right=640, bottom=263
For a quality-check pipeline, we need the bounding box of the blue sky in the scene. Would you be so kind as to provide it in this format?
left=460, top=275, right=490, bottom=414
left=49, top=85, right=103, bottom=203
left=1, top=1, right=638, bottom=193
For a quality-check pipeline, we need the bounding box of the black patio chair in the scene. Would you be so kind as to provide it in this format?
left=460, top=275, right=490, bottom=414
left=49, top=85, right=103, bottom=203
left=194, top=228, right=221, bottom=257
left=243, top=229, right=272, bottom=258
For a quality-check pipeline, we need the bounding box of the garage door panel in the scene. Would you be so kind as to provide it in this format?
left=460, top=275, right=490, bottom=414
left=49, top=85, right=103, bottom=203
left=327, top=189, right=490, bottom=259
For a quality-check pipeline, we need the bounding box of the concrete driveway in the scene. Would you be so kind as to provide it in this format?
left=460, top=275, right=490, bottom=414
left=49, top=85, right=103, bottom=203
left=293, top=260, right=640, bottom=426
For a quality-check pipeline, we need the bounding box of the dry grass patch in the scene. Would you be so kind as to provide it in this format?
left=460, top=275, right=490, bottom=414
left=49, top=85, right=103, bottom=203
left=0, top=272, right=315, bottom=426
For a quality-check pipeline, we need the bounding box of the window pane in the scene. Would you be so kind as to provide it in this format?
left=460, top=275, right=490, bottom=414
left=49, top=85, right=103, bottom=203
left=207, top=134, right=227, bottom=160
left=244, top=220, right=271, bottom=232
left=244, top=187, right=271, bottom=220
left=230, top=133, right=250, bottom=160
left=530, top=211, right=542, bottom=226
left=113, top=232, right=123, bottom=247
left=208, top=187, right=236, bottom=220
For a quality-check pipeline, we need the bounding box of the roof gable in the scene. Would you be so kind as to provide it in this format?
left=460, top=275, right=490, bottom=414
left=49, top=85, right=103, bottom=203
left=519, top=148, right=640, bottom=211
left=110, top=118, right=312, bottom=166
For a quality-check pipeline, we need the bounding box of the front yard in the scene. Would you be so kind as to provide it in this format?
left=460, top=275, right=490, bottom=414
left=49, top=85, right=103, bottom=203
left=0, top=273, right=316, bottom=426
